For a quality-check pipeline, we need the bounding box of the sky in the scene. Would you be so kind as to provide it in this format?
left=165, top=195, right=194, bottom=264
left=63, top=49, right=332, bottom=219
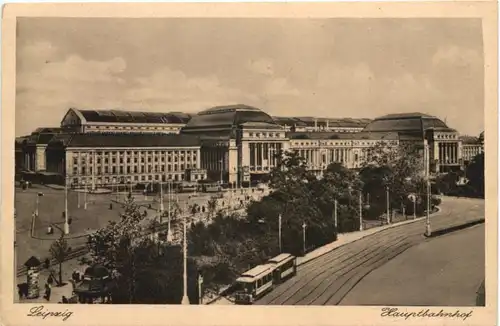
left=16, top=18, right=484, bottom=136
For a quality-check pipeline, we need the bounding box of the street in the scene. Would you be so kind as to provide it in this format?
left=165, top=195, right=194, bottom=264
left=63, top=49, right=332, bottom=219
left=339, top=223, right=484, bottom=306
left=255, top=197, right=484, bottom=306
left=14, top=185, right=265, bottom=272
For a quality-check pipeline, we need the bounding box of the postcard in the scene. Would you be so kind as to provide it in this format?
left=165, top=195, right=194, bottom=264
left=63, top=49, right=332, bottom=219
left=1, top=2, right=497, bottom=326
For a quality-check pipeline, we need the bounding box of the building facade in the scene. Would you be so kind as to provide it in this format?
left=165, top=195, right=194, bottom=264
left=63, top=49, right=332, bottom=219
left=16, top=105, right=474, bottom=187
left=60, top=108, right=191, bottom=134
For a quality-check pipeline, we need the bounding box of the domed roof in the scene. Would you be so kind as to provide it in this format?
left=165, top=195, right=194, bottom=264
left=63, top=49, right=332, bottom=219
left=363, top=112, right=454, bottom=134
left=182, top=104, right=276, bottom=132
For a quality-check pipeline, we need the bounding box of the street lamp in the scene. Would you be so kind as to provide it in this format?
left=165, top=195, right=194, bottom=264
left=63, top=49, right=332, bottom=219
left=302, top=222, right=307, bottom=255
left=385, top=186, right=390, bottom=224
left=166, top=181, right=173, bottom=242
left=425, top=143, right=432, bottom=237
left=35, top=192, right=43, bottom=217
left=64, top=177, right=70, bottom=235
left=358, top=191, right=363, bottom=231
left=278, top=214, right=282, bottom=253
left=77, top=185, right=81, bottom=208
left=219, top=159, right=223, bottom=186
left=333, top=199, right=338, bottom=231
left=84, top=182, right=88, bottom=210
left=31, top=192, right=44, bottom=237
left=181, top=199, right=190, bottom=305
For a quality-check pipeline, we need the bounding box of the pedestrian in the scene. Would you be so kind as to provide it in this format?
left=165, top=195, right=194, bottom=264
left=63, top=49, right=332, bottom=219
left=47, top=274, right=54, bottom=285
left=17, top=284, right=23, bottom=300
left=44, top=283, right=51, bottom=301
left=62, top=296, right=68, bottom=303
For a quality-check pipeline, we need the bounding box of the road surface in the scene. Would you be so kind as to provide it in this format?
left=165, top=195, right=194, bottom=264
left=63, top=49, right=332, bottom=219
left=255, top=197, right=484, bottom=306
left=340, top=223, right=484, bottom=306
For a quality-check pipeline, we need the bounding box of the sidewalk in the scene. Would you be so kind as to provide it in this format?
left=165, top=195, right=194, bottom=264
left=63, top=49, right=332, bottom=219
left=296, top=216, right=426, bottom=266
left=16, top=257, right=88, bottom=304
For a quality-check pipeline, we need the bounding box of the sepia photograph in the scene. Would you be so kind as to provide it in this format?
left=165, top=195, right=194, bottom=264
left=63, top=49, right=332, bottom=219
left=1, top=2, right=497, bottom=326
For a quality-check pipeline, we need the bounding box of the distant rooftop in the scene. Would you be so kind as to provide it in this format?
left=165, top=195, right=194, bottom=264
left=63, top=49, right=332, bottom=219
left=363, top=112, right=454, bottom=134
left=71, top=108, right=193, bottom=124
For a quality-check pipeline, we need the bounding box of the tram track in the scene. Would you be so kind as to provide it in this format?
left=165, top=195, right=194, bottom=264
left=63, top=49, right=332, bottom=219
left=255, top=198, right=485, bottom=306
left=290, top=237, right=412, bottom=305
left=258, top=232, right=408, bottom=304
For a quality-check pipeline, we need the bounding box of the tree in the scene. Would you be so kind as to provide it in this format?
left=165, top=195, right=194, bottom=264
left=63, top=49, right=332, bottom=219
left=49, top=234, right=71, bottom=285
left=360, top=141, right=424, bottom=213
left=206, top=196, right=218, bottom=221
left=466, top=152, right=484, bottom=198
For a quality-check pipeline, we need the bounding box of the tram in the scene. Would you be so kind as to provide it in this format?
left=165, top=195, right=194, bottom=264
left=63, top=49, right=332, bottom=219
left=178, top=182, right=197, bottom=193
left=234, top=253, right=298, bottom=305
left=234, top=264, right=275, bottom=305
left=268, top=253, right=297, bottom=284
left=202, top=183, right=221, bottom=193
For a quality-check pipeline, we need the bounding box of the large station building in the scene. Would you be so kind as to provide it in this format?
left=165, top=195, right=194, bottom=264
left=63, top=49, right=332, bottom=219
left=15, top=105, right=483, bottom=187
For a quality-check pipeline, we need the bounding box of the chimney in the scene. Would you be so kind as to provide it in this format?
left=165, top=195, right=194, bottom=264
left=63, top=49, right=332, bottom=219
left=326, top=119, right=329, bottom=130
left=314, top=118, right=318, bottom=131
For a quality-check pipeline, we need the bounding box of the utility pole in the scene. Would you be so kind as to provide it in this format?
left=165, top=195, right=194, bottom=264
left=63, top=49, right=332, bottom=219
left=425, top=143, right=432, bottom=237
left=64, top=177, right=70, bottom=234
left=302, top=222, right=307, bottom=255
left=84, top=183, right=88, bottom=210
left=334, top=199, right=338, bottom=231
left=167, top=182, right=173, bottom=242
left=359, top=191, right=363, bottom=231
left=220, top=159, right=223, bottom=186
left=386, top=186, right=390, bottom=224
left=278, top=214, right=282, bottom=253
left=181, top=201, right=190, bottom=305
left=160, top=181, right=164, bottom=224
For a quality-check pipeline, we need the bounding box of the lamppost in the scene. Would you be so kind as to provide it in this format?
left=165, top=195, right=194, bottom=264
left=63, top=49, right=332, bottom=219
left=32, top=192, right=44, bottom=237
left=64, top=176, right=70, bottom=235
left=385, top=186, right=390, bottom=224
left=84, top=182, right=88, bottom=210
left=219, top=159, right=223, bottom=186
left=166, top=181, right=173, bottom=242
left=181, top=200, right=190, bottom=305
left=35, top=191, right=43, bottom=217
left=278, top=214, right=282, bottom=253
left=358, top=191, right=363, bottom=231
left=77, top=184, right=81, bottom=208
left=159, top=181, right=164, bottom=224
left=302, top=222, right=307, bottom=255
left=413, top=196, right=417, bottom=219
left=425, top=143, right=432, bottom=237
left=333, top=199, right=338, bottom=232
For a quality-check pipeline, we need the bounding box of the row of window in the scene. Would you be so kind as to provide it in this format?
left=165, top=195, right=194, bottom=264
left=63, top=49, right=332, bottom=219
left=435, top=134, right=457, bottom=140
left=255, top=273, right=273, bottom=289
left=247, top=132, right=282, bottom=138
left=71, top=173, right=193, bottom=184
left=71, top=150, right=198, bottom=157
left=72, top=155, right=197, bottom=165
left=73, top=163, right=197, bottom=175
left=292, top=141, right=383, bottom=147
left=85, top=125, right=182, bottom=131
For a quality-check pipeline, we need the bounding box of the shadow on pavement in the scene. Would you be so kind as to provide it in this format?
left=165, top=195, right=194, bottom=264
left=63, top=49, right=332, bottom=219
left=427, top=219, right=485, bottom=238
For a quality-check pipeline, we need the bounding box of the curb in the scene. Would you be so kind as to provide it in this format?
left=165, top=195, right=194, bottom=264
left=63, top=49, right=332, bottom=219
left=297, top=207, right=441, bottom=267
